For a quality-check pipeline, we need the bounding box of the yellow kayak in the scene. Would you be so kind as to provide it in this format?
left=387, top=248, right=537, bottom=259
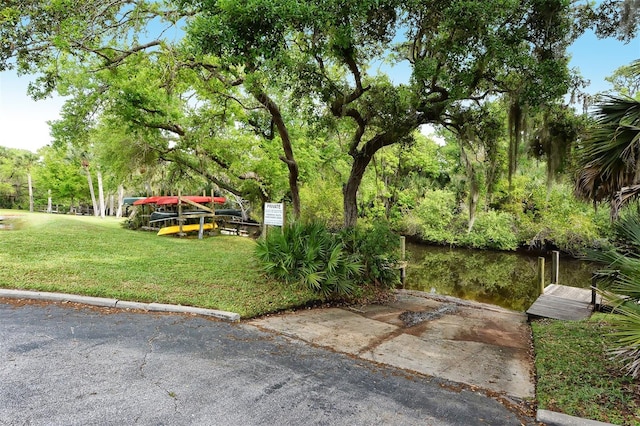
left=157, top=223, right=215, bottom=236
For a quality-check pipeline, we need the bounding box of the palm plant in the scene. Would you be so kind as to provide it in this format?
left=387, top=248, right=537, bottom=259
left=589, top=214, right=640, bottom=378
left=575, top=88, right=640, bottom=218
left=255, top=221, right=363, bottom=297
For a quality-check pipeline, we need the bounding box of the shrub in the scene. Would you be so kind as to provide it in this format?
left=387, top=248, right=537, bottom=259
left=460, top=210, right=518, bottom=250
left=414, top=189, right=457, bottom=244
left=255, top=221, right=362, bottom=297
left=340, top=221, right=401, bottom=288
left=299, top=180, right=343, bottom=230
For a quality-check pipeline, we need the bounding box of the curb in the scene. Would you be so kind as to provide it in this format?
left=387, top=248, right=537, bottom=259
left=0, top=289, right=241, bottom=322
left=537, top=410, right=615, bottom=426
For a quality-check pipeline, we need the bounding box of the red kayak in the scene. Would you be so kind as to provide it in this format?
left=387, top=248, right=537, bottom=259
left=133, top=195, right=226, bottom=205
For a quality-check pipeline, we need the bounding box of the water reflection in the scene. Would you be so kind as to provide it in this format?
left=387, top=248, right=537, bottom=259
left=404, top=243, right=600, bottom=312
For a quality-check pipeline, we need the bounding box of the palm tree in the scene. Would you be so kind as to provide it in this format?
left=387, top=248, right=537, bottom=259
left=588, top=215, right=640, bottom=378
left=575, top=96, right=640, bottom=217
left=575, top=60, right=640, bottom=218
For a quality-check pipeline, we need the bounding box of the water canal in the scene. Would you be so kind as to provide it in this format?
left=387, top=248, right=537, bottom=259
left=403, top=242, right=601, bottom=312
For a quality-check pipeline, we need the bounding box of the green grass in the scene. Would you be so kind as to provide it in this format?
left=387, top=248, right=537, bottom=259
left=532, top=314, right=640, bottom=425
left=0, top=210, right=319, bottom=318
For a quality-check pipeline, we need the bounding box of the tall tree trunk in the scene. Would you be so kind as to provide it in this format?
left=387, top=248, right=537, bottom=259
left=116, top=185, right=124, bottom=218
left=27, top=173, right=34, bottom=212
left=508, top=97, right=524, bottom=189
left=97, top=170, right=105, bottom=218
left=254, top=91, right=300, bottom=219
left=468, top=173, right=479, bottom=232
left=47, top=189, right=52, bottom=213
left=85, top=167, right=98, bottom=216
left=460, top=142, right=479, bottom=232
left=108, top=193, right=114, bottom=216
left=343, top=153, right=373, bottom=228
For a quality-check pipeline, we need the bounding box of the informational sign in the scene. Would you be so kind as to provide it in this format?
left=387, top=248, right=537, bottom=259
left=264, top=203, right=284, bottom=226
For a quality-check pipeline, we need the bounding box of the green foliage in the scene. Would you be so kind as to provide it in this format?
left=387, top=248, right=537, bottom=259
left=459, top=210, right=518, bottom=250
left=605, top=60, right=640, bottom=98
left=575, top=95, right=640, bottom=213
left=411, top=189, right=457, bottom=244
left=340, top=221, right=401, bottom=288
left=516, top=182, right=605, bottom=255
left=299, top=179, right=343, bottom=231
left=255, top=222, right=362, bottom=297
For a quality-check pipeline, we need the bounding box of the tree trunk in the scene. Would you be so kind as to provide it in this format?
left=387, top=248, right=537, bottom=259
left=116, top=185, right=124, bottom=218
left=460, top=143, right=479, bottom=232
left=27, top=173, right=34, bottom=212
left=85, top=167, right=98, bottom=216
left=47, top=189, right=52, bottom=213
left=468, top=172, right=479, bottom=232
left=97, top=170, right=105, bottom=218
left=108, top=193, right=114, bottom=216
left=343, top=153, right=373, bottom=228
left=255, top=91, right=300, bottom=219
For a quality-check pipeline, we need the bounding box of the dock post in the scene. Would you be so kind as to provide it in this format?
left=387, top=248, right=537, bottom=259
left=551, top=251, right=559, bottom=284
left=400, top=236, right=406, bottom=288
left=537, top=257, right=545, bottom=295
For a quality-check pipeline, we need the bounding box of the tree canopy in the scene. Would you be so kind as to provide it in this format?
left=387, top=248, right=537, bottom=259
left=1, top=0, right=637, bottom=227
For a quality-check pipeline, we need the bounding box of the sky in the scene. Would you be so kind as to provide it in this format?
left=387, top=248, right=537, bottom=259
left=0, top=28, right=638, bottom=154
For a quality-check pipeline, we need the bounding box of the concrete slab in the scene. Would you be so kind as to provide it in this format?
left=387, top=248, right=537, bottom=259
left=252, top=308, right=398, bottom=355
left=251, top=291, right=535, bottom=400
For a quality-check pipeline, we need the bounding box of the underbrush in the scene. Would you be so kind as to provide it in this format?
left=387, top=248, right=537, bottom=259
left=394, top=184, right=610, bottom=254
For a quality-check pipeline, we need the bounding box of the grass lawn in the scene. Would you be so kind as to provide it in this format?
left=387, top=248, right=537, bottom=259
left=0, top=210, right=319, bottom=318
left=532, top=314, right=640, bottom=425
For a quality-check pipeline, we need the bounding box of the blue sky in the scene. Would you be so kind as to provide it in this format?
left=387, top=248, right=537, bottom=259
left=0, top=28, right=638, bottom=154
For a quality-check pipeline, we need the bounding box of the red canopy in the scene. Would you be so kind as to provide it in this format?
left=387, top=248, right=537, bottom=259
left=133, top=196, right=226, bottom=206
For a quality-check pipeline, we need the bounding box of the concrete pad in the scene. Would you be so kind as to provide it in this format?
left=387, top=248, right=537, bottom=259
left=252, top=292, right=535, bottom=399
left=251, top=308, right=398, bottom=355
left=363, top=333, right=534, bottom=399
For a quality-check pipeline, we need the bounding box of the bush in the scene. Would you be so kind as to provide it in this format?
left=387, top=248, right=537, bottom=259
left=414, top=189, right=457, bottom=244
left=460, top=210, right=518, bottom=250
left=340, top=221, right=401, bottom=288
left=299, top=180, right=343, bottom=230
left=255, top=221, right=362, bottom=297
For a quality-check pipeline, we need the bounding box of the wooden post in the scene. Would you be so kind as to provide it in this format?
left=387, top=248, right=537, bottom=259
left=400, top=236, right=406, bottom=287
left=591, top=274, right=598, bottom=307
left=198, top=216, right=205, bottom=240
left=537, top=257, right=545, bottom=295
left=551, top=251, right=559, bottom=284
left=178, top=190, right=183, bottom=236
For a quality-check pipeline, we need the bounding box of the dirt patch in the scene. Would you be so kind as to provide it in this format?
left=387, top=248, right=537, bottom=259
left=453, top=319, right=531, bottom=349
left=399, top=303, right=458, bottom=327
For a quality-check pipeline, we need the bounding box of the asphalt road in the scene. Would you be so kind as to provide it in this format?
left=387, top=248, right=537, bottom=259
left=0, top=300, right=532, bottom=425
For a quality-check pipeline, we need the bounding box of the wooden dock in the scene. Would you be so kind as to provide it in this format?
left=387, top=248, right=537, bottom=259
left=526, top=284, right=600, bottom=321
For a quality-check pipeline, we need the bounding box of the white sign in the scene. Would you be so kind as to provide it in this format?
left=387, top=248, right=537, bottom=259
left=264, top=203, right=284, bottom=226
